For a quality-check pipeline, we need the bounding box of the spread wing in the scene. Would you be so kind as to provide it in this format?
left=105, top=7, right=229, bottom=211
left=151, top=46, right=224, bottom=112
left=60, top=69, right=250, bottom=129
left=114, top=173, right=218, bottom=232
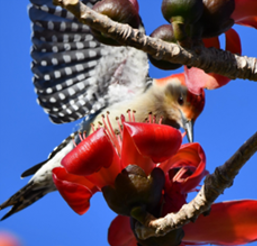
left=29, top=0, right=149, bottom=124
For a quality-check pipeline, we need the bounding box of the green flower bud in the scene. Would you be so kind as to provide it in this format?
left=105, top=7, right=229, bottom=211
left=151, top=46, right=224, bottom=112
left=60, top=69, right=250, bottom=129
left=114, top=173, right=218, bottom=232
left=161, top=0, right=204, bottom=45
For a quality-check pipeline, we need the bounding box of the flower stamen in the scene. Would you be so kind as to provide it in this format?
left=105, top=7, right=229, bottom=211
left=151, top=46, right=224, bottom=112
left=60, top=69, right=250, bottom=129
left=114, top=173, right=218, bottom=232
left=83, top=130, right=86, bottom=139
left=159, top=116, right=163, bottom=124
left=97, top=121, right=103, bottom=129
left=148, top=112, right=152, bottom=123
left=116, top=131, right=122, bottom=149
left=132, top=110, right=136, bottom=122
left=91, top=123, right=96, bottom=132
left=101, top=114, right=116, bottom=145
left=78, top=131, right=83, bottom=142
left=153, top=114, right=156, bottom=123
left=120, top=114, right=126, bottom=123
left=104, top=113, right=121, bottom=155
left=116, top=116, right=123, bottom=134
left=71, top=135, right=77, bottom=147
left=127, top=109, right=132, bottom=122
left=173, top=167, right=188, bottom=183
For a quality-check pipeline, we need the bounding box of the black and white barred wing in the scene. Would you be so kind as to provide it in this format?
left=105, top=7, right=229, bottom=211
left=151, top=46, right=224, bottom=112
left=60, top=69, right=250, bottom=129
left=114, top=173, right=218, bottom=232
left=29, top=0, right=149, bottom=124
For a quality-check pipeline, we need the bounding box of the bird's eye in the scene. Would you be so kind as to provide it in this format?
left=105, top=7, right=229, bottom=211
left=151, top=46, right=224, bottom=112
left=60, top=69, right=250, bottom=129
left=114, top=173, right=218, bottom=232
left=178, top=95, right=184, bottom=105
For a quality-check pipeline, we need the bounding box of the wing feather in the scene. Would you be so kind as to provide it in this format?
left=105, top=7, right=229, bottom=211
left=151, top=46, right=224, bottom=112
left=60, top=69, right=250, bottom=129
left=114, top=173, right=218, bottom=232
left=29, top=0, right=149, bottom=124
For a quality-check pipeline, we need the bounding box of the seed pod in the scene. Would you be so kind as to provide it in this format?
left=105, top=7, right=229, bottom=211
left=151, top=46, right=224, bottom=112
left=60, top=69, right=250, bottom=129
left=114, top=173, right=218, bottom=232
left=200, top=0, right=235, bottom=38
left=161, top=0, right=204, bottom=43
left=148, top=25, right=182, bottom=70
left=91, top=0, right=140, bottom=46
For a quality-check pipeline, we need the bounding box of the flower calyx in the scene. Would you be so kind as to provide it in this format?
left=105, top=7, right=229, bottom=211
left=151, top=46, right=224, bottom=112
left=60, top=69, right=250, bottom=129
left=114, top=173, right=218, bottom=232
left=102, top=165, right=165, bottom=216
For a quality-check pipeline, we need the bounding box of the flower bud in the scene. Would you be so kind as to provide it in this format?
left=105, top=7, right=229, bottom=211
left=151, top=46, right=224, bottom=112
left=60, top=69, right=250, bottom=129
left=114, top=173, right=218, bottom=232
left=200, top=0, right=235, bottom=38
left=91, top=0, right=140, bottom=46
left=161, top=0, right=204, bottom=44
left=149, top=25, right=182, bottom=70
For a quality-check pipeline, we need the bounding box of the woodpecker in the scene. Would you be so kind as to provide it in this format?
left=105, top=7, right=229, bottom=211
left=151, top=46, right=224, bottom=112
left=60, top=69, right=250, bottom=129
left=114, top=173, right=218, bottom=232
left=0, top=0, right=205, bottom=220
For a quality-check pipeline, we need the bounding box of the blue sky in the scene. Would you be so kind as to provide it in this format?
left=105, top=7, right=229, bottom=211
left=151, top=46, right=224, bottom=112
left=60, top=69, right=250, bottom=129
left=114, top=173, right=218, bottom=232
left=0, top=1, right=257, bottom=246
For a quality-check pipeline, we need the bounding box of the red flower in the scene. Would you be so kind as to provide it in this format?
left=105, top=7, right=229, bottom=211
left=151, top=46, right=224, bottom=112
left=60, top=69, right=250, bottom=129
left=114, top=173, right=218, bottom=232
left=103, top=116, right=257, bottom=245
left=108, top=200, right=257, bottom=246
left=52, top=113, right=191, bottom=215
left=52, top=112, right=209, bottom=245
left=107, top=138, right=212, bottom=246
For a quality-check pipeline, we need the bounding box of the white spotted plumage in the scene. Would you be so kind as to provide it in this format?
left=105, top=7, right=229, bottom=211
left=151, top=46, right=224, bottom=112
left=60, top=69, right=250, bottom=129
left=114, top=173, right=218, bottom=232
left=29, top=0, right=148, bottom=124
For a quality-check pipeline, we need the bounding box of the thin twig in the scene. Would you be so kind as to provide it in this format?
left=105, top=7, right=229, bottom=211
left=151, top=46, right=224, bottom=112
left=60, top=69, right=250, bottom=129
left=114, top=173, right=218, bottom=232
left=135, top=131, right=257, bottom=239
left=54, top=0, right=257, bottom=81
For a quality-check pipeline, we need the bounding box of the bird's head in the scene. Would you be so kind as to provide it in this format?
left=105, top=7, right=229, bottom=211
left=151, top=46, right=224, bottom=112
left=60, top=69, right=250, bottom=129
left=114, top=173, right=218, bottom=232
left=154, top=73, right=205, bottom=142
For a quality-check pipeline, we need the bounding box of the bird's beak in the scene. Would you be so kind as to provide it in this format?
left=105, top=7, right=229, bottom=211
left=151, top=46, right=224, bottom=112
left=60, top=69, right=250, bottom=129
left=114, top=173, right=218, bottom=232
left=179, top=110, right=194, bottom=142
left=183, top=120, right=194, bottom=143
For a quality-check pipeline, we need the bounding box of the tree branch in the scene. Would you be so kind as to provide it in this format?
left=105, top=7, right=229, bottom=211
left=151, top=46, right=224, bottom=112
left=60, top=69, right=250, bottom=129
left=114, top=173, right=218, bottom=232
left=54, top=0, right=257, bottom=81
left=134, top=131, right=257, bottom=239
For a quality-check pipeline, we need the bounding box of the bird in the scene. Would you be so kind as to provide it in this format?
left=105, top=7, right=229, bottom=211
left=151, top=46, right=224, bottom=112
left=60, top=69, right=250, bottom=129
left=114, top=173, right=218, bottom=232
left=0, top=0, right=205, bottom=221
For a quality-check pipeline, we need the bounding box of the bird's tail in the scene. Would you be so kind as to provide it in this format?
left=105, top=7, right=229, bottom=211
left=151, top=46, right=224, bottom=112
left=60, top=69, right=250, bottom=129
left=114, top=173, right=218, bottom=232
left=0, top=181, right=55, bottom=221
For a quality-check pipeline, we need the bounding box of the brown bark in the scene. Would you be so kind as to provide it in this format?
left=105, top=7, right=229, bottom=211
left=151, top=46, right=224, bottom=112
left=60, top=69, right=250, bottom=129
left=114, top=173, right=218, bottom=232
left=135, top=131, right=257, bottom=239
left=54, top=0, right=257, bottom=81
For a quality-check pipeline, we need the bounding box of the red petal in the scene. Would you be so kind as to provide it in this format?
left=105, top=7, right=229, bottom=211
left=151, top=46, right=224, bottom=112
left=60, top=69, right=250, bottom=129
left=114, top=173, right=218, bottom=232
left=184, top=65, right=230, bottom=93
left=232, top=0, right=257, bottom=28
left=108, top=215, right=137, bottom=246
left=203, top=37, right=220, bottom=49
left=236, top=16, right=257, bottom=29
left=185, top=29, right=242, bottom=94
left=184, top=37, right=220, bottom=94
left=86, top=152, right=121, bottom=188
left=123, top=122, right=182, bottom=163
left=184, top=67, right=209, bottom=95
left=53, top=166, right=99, bottom=192
left=183, top=200, right=257, bottom=245
left=161, top=143, right=207, bottom=193
left=62, top=128, right=115, bottom=176
left=162, top=187, right=187, bottom=215
left=121, top=122, right=155, bottom=176
left=52, top=167, right=98, bottom=215
left=225, top=28, right=242, bottom=55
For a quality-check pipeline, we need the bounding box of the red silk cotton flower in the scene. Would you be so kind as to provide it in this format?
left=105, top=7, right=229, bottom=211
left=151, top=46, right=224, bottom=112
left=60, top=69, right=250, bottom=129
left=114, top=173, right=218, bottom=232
left=52, top=112, right=257, bottom=245
left=108, top=157, right=257, bottom=246
left=52, top=112, right=206, bottom=217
